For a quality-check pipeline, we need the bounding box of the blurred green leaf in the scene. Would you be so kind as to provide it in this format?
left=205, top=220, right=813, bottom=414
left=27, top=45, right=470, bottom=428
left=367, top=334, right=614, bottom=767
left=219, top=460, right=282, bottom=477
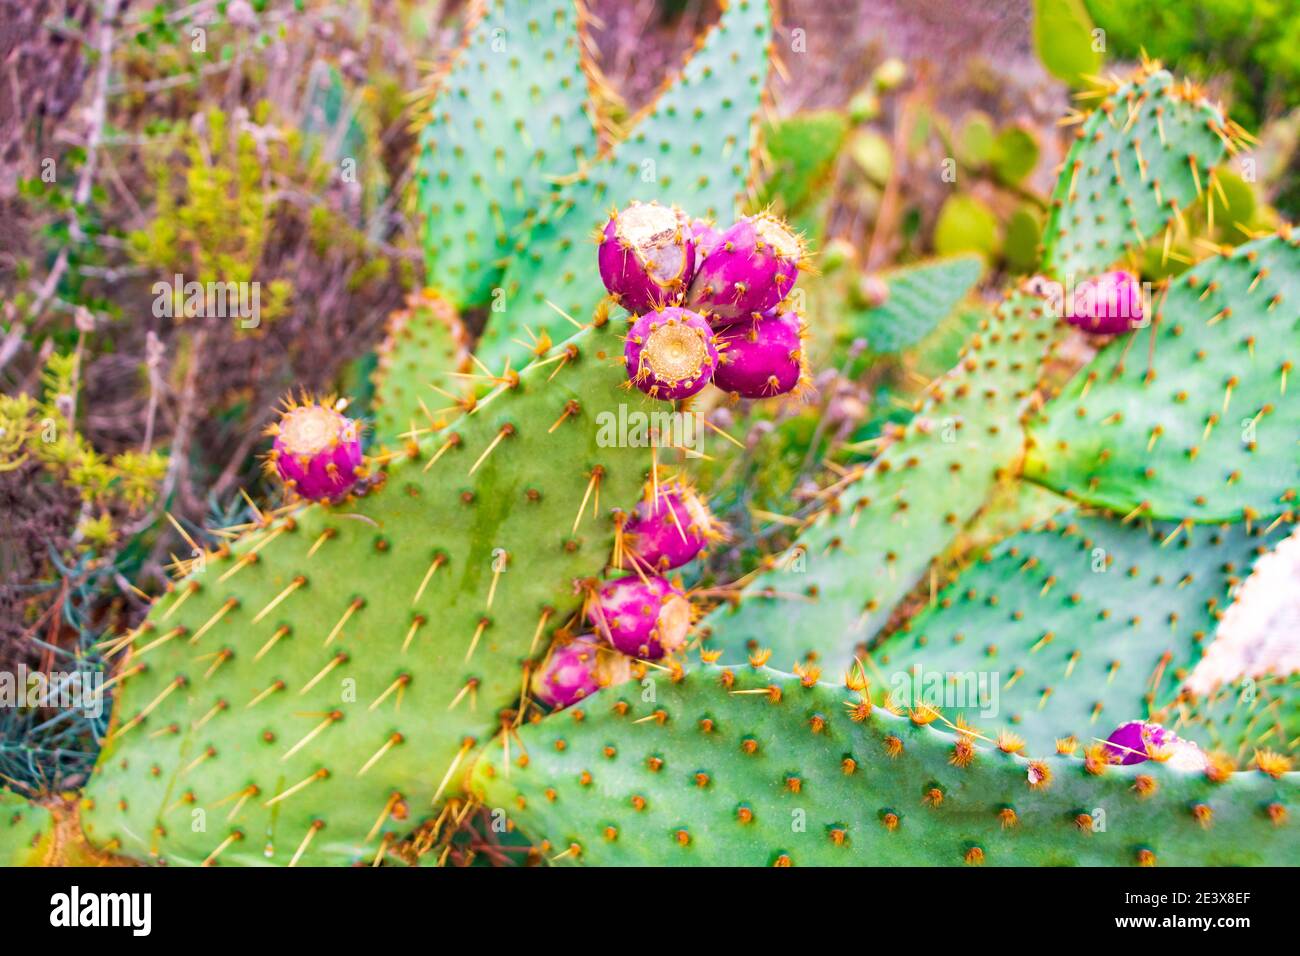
left=756, top=110, right=850, bottom=215
left=1033, top=0, right=1102, bottom=86
left=991, top=124, right=1041, bottom=184
left=934, top=194, right=1000, bottom=261
left=1004, top=203, right=1043, bottom=272
left=959, top=112, right=996, bottom=166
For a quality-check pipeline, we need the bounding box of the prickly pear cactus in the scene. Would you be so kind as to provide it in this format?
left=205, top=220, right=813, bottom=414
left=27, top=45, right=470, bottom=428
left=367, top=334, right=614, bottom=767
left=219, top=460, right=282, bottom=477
left=79, top=320, right=663, bottom=866
left=873, top=513, right=1287, bottom=754
left=414, top=0, right=600, bottom=307
left=1025, top=234, right=1300, bottom=522
left=1040, top=66, right=1234, bottom=280
left=371, top=288, right=471, bottom=445
left=702, top=291, right=1064, bottom=670
left=842, top=254, right=985, bottom=355
left=1164, top=676, right=1300, bottom=763
left=1, top=793, right=51, bottom=867
left=471, top=665, right=1297, bottom=865
left=473, top=0, right=773, bottom=374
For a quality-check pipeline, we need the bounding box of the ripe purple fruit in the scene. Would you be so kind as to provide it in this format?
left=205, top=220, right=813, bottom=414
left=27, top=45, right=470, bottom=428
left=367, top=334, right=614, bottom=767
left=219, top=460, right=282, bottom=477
left=267, top=399, right=364, bottom=502
left=620, top=481, right=717, bottom=572
left=688, top=217, right=723, bottom=259
left=587, top=574, right=692, bottom=660
left=624, top=307, right=719, bottom=401
left=713, top=309, right=808, bottom=398
left=598, top=201, right=696, bottom=313
left=1065, top=269, right=1144, bottom=334
left=1104, top=720, right=1206, bottom=770
left=531, top=634, right=630, bottom=709
left=687, top=212, right=804, bottom=323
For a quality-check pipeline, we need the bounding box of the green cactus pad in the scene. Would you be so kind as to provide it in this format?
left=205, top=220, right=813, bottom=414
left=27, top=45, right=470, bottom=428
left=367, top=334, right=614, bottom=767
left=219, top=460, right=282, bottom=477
left=1, top=792, right=52, bottom=867
left=1025, top=234, right=1300, bottom=522
left=415, top=0, right=599, bottom=307
left=371, top=289, right=472, bottom=446
left=471, top=665, right=1298, bottom=865
left=80, top=318, right=663, bottom=866
left=873, top=513, right=1290, bottom=755
left=702, top=292, right=1063, bottom=671
left=1165, top=676, right=1300, bottom=763
left=844, top=254, right=985, bottom=355
left=1040, top=67, right=1229, bottom=280
left=474, top=0, right=772, bottom=376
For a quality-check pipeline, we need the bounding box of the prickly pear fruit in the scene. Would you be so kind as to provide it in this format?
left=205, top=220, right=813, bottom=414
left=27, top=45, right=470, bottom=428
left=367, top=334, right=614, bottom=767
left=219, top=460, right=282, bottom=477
left=624, top=307, right=719, bottom=401
left=1105, top=721, right=1206, bottom=770
left=620, top=481, right=717, bottom=572
left=688, top=217, right=723, bottom=259
left=266, top=398, right=364, bottom=502
left=687, top=213, right=804, bottom=322
left=587, top=574, right=691, bottom=659
left=713, top=309, right=807, bottom=398
left=598, top=201, right=696, bottom=313
left=532, top=634, right=631, bottom=710
left=1064, top=269, right=1144, bottom=334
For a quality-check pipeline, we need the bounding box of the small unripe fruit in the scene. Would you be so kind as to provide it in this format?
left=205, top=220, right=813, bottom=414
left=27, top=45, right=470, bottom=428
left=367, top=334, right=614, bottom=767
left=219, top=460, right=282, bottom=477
left=1104, top=720, right=1206, bottom=770
left=531, top=634, right=631, bottom=709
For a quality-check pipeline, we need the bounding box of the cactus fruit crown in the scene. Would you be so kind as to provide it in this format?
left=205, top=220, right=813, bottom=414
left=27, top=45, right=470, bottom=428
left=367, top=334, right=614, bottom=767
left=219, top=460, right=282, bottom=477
left=637, top=317, right=711, bottom=384
left=278, top=403, right=350, bottom=457
left=750, top=211, right=803, bottom=262
left=263, top=394, right=365, bottom=503
left=623, top=307, right=720, bottom=401
left=615, top=202, right=690, bottom=284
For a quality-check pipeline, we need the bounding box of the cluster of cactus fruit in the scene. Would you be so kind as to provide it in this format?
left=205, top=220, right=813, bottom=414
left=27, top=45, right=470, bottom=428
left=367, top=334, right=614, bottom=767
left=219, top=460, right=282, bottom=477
left=606, top=201, right=813, bottom=401
left=2, top=0, right=1296, bottom=868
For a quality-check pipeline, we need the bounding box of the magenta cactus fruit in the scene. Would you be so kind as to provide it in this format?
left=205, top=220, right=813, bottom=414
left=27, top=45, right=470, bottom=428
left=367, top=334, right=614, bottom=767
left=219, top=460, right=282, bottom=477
left=1064, top=269, right=1144, bottom=334
left=624, top=307, right=719, bottom=401
left=712, top=309, right=808, bottom=398
left=1104, top=720, right=1207, bottom=770
left=688, top=216, right=723, bottom=259
left=267, top=398, right=364, bottom=502
left=598, top=201, right=696, bottom=313
left=531, top=635, right=631, bottom=709
left=587, top=574, right=692, bottom=659
left=620, top=481, right=717, bottom=572
left=687, top=212, right=804, bottom=322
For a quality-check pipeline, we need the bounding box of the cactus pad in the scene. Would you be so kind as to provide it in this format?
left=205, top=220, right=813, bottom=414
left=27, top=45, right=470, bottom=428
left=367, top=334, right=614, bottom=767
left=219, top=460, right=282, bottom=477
left=471, top=665, right=1298, bottom=865
left=371, top=289, right=472, bottom=446
left=80, top=318, right=662, bottom=866
left=1, top=792, right=51, bottom=867
left=415, top=0, right=599, bottom=307
left=1164, top=676, right=1300, bottom=764
left=702, top=291, right=1062, bottom=671
left=844, top=254, right=985, bottom=355
left=1040, top=66, right=1230, bottom=280
left=874, top=513, right=1290, bottom=754
left=1025, top=234, right=1300, bottom=522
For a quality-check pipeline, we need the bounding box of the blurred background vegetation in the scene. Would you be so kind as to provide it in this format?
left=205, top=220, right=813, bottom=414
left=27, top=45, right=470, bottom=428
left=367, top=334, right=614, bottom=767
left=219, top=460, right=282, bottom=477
left=1, top=0, right=1296, bottom=791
